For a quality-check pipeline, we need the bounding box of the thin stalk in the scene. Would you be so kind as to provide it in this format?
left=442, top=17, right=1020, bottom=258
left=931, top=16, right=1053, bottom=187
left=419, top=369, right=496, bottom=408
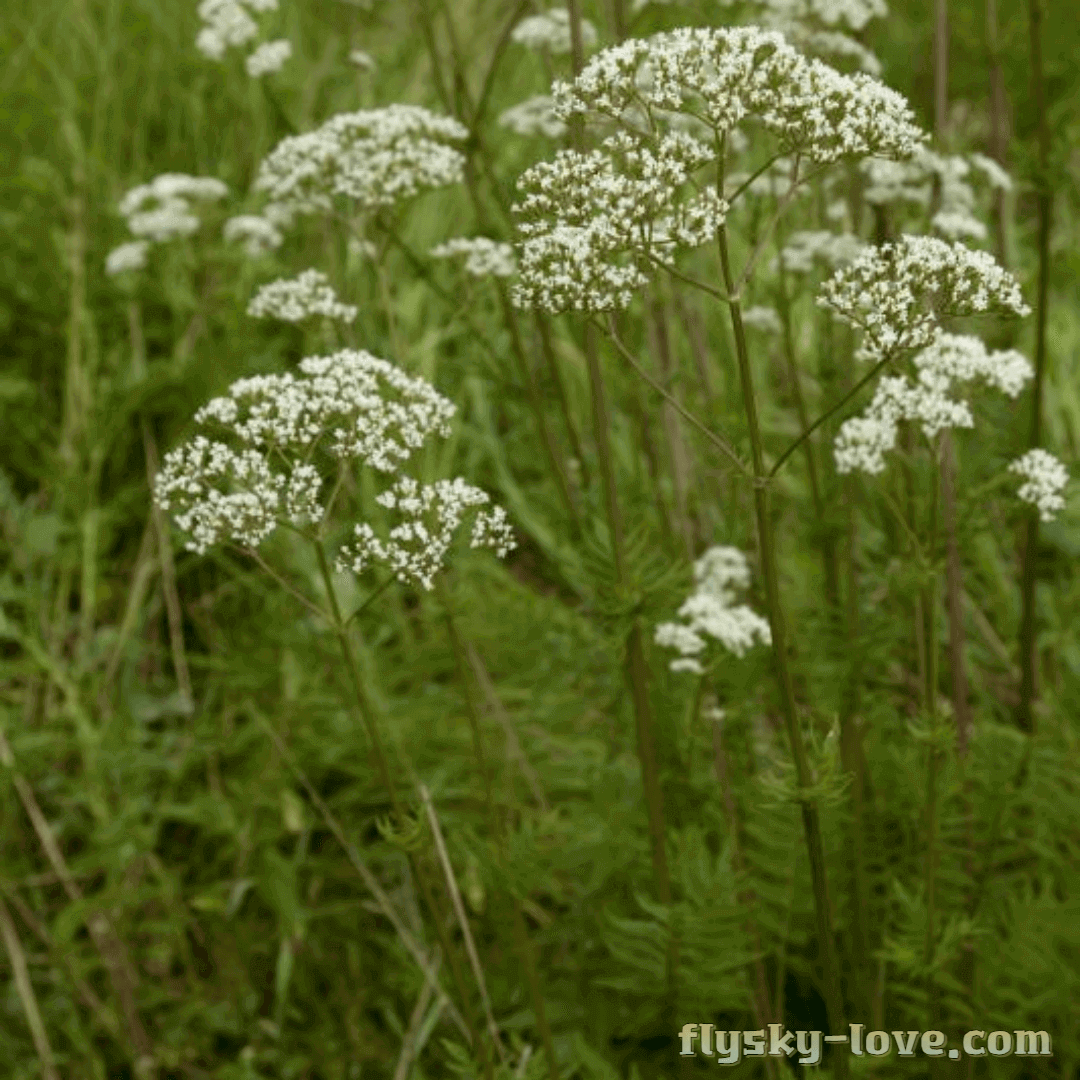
left=921, top=449, right=941, bottom=1054
left=495, top=286, right=583, bottom=535
left=710, top=712, right=777, bottom=1080
left=717, top=223, right=847, bottom=1068
left=775, top=224, right=839, bottom=608
left=253, top=716, right=471, bottom=1045
left=940, top=432, right=972, bottom=755
left=647, top=285, right=695, bottom=556
left=0, top=895, right=61, bottom=1080
left=986, top=0, right=1010, bottom=267
left=309, top=545, right=490, bottom=1075
left=419, top=785, right=507, bottom=1066
left=1016, top=0, right=1053, bottom=735
left=535, top=313, right=590, bottom=489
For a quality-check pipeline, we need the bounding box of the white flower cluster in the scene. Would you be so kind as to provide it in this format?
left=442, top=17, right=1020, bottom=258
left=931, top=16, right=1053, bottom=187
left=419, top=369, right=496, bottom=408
left=430, top=237, right=518, bottom=279
left=223, top=214, right=284, bottom=256
left=550, top=28, right=924, bottom=165
left=513, top=27, right=925, bottom=312
left=833, top=331, right=1033, bottom=474
left=191, top=350, right=455, bottom=469
left=155, top=349, right=515, bottom=583
left=247, top=269, right=359, bottom=322
left=512, top=130, right=729, bottom=312
left=741, top=305, right=783, bottom=333
left=246, top=38, right=292, bottom=77
left=498, top=95, right=567, bottom=140
left=253, top=105, right=469, bottom=224
left=817, top=234, right=1030, bottom=361
left=863, top=147, right=1014, bottom=242
left=510, top=8, right=597, bottom=55
left=153, top=436, right=323, bottom=553
left=105, top=241, right=150, bottom=276
left=749, top=0, right=888, bottom=75
left=773, top=229, right=865, bottom=274
left=196, top=0, right=283, bottom=71
left=655, top=546, right=772, bottom=674
left=334, top=476, right=516, bottom=591
left=1009, top=449, right=1069, bottom=522
left=106, top=173, right=228, bottom=275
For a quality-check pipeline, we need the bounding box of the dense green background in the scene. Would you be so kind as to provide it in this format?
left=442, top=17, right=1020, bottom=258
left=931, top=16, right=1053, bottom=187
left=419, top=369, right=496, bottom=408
left=1, top=1, right=1078, bottom=1079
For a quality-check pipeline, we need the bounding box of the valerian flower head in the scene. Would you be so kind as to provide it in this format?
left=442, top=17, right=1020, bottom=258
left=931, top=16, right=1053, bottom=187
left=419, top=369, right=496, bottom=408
left=430, top=238, right=517, bottom=279
left=118, top=173, right=229, bottom=243
left=154, top=350, right=515, bottom=584
left=246, top=38, right=292, bottom=77
left=498, top=96, right=567, bottom=140
left=514, top=27, right=924, bottom=313
left=817, top=234, right=1030, bottom=362
left=773, top=229, right=865, bottom=274
left=196, top=0, right=277, bottom=60
left=512, top=131, right=729, bottom=312
left=550, top=27, right=924, bottom=164
left=655, top=546, right=772, bottom=674
left=105, top=240, right=151, bottom=276
left=741, top=305, right=783, bottom=333
left=863, top=147, right=1002, bottom=241
left=749, top=0, right=889, bottom=75
left=510, top=8, right=597, bottom=55
left=247, top=269, right=358, bottom=322
left=253, top=105, right=469, bottom=224
left=833, top=331, right=1033, bottom=474
left=334, top=476, right=515, bottom=591
left=1009, top=449, right=1069, bottom=522
left=223, top=214, right=284, bottom=256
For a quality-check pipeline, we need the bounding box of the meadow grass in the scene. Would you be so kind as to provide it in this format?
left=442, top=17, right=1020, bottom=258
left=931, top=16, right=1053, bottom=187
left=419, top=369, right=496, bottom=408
left=1, top=1, right=1079, bottom=1079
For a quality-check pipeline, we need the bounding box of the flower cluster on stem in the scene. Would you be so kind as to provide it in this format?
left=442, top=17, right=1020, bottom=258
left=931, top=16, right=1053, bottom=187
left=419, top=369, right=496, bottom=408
left=153, top=349, right=514, bottom=584
left=655, top=546, right=772, bottom=674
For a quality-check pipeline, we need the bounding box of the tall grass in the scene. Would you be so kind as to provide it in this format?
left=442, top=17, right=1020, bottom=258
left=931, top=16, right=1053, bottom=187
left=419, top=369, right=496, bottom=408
left=2, top=1, right=1080, bottom=1079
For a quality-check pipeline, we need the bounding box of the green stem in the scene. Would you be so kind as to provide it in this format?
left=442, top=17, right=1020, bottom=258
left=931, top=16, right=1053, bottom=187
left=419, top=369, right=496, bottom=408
left=1016, top=0, right=1053, bottom=736
left=311, top=543, right=492, bottom=1078
left=717, top=223, right=847, bottom=1068
left=436, top=579, right=560, bottom=1080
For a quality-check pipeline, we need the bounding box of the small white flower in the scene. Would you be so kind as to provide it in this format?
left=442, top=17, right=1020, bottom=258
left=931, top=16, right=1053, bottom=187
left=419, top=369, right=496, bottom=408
left=774, top=230, right=865, bottom=274
left=832, top=332, right=1034, bottom=474
left=349, top=49, right=376, bottom=71
left=334, top=476, right=516, bottom=591
left=223, top=214, right=284, bottom=255
left=105, top=240, right=150, bottom=276
left=118, top=174, right=228, bottom=243
left=430, top=237, right=517, bottom=279
left=253, top=105, right=469, bottom=223
left=498, top=96, right=567, bottom=140
left=196, top=0, right=278, bottom=60
left=741, top=305, right=783, bottom=334
left=155, top=349, right=515, bottom=583
left=247, top=268, right=358, bottom=322
left=968, top=152, right=1012, bottom=192
left=818, top=234, right=1030, bottom=362
left=510, top=9, right=597, bottom=55
left=246, top=38, right=292, bottom=77
left=655, top=546, right=771, bottom=673
left=1009, top=449, right=1069, bottom=522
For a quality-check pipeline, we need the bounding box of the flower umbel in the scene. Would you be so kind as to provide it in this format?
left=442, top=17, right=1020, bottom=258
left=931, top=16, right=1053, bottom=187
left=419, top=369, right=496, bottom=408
left=817, top=234, right=1030, bottom=361
left=832, top=332, right=1033, bottom=475
left=154, top=350, right=514, bottom=586
left=655, top=546, right=772, bottom=674
left=253, top=105, right=469, bottom=224
left=334, top=476, right=516, bottom=591
left=247, top=269, right=359, bottom=322
left=1009, top=449, right=1069, bottom=522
